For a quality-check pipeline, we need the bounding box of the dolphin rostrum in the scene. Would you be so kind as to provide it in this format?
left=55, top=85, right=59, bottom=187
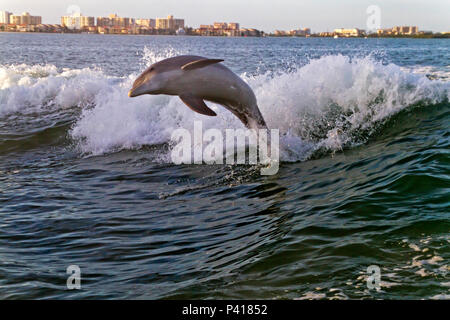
left=128, top=55, right=267, bottom=129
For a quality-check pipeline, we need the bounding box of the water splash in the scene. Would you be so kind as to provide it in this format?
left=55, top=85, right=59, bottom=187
left=0, top=63, right=114, bottom=115
left=0, top=51, right=448, bottom=161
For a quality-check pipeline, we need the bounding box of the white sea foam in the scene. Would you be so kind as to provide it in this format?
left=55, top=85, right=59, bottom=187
left=249, top=55, right=449, bottom=160
left=0, top=63, right=113, bottom=115
left=0, top=51, right=448, bottom=161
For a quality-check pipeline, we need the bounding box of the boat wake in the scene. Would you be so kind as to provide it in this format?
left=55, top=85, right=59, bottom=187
left=0, top=49, right=448, bottom=162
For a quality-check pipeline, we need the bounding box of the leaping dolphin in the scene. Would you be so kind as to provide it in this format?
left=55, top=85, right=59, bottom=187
left=128, top=55, right=267, bottom=129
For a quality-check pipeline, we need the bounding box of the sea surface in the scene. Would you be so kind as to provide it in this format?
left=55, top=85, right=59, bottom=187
left=0, top=33, right=449, bottom=299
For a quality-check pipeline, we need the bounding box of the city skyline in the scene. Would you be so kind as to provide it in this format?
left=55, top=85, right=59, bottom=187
left=1, top=0, right=449, bottom=32
left=2, top=10, right=436, bottom=38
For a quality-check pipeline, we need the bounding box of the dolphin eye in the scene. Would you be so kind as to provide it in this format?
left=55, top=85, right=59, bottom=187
left=149, top=67, right=154, bottom=72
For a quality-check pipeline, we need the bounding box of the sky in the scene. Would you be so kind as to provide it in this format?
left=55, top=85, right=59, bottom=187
left=1, top=0, right=449, bottom=32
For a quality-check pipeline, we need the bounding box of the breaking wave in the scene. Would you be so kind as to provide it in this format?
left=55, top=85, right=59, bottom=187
left=0, top=49, right=448, bottom=162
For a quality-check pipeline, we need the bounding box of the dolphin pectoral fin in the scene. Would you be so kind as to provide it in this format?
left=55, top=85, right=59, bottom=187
left=181, top=59, right=224, bottom=71
left=179, top=95, right=217, bottom=117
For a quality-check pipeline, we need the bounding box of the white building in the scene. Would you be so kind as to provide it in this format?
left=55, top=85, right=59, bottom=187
left=334, top=28, right=364, bottom=37
left=156, top=15, right=184, bottom=30
left=61, top=13, right=95, bottom=30
left=136, top=19, right=156, bottom=28
left=10, top=12, right=42, bottom=25
left=0, top=11, right=12, bottom=24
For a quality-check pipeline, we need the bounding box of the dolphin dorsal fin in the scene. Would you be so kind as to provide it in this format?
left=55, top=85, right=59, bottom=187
left=181, top=59, right=224, bottom=71
left=179, top=94, right=217, bottom=117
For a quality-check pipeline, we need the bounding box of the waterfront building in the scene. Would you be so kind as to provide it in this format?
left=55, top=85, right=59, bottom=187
left=198, top=24, right=214, bottom=36
left=0, top=11, right=12, bottom=24
left=333, top=28, right=364, bottom=37
left=392, top=26, right=419, bottom=35
left=10, top=12, right=42, bottom=25
left=241, top=28, right=263, bottom=37
left=97, top=14, right=135, bottom=29
left=61, top=13, right=95, bottom=30
left=377, top=28, right=392, bottom=36
left=197, top=22, right=241, bottom=36
left=319, top=32, right=334, bottom=37
left=290, top=27, right=311, bottom=36
left=156, top=15, right=184, bottom=30
left=136, top=19, right=156, bottom=28
left=33, top=24, right=62, bottom=33
left=274, top=30, right=289, bottom=36
left=377, top=26, right=419, bottom=36
left=227, top=23, right=240, bottom=30
left=213, top=22, right=227, bottom=30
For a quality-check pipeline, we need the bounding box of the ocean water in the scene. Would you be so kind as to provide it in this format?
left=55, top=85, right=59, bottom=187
left=0, top=33, right=449, bottom=299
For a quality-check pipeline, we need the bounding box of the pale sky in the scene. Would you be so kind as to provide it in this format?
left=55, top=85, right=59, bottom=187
left=1, top=0, right=449, bottom=32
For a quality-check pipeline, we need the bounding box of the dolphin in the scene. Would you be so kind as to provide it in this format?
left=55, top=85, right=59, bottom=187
left=128, top=55, right=267, bottom=129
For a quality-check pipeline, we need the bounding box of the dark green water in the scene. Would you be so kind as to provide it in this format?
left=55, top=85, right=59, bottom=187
left=0, top=34, right=449, bottom=299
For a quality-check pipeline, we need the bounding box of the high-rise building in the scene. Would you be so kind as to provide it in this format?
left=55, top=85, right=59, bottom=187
left=156, top=15, right=184, bottom=30
left=61, top=13, right=95, bottom=29
left=10, top=15, right=20, bottom=25
left=97, top=14, right=135, bottom=29
left=0, top=11, right=12, bottom=24
left=410, top=26, right=419, bottom=34
left=213, top=22, right=227, bottom=30
left=10, top=12, right=42, bottom=25
left=227, top=23, right=240, bottom=30
left=136, top=19, right=156, bottom=28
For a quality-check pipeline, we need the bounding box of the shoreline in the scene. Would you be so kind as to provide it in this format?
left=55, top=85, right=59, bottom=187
left=0, top=31, right=449, bottom=39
